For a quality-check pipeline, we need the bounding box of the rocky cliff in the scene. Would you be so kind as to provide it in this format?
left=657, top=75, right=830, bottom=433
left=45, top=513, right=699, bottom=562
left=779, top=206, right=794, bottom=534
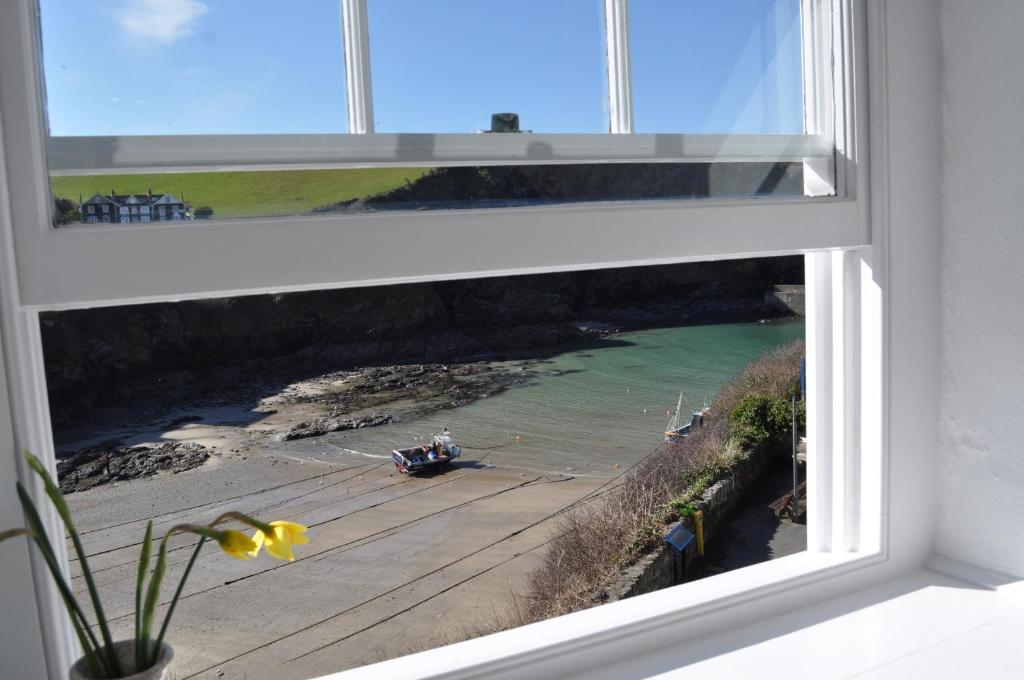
left=41, top=258, right=802, bottom=427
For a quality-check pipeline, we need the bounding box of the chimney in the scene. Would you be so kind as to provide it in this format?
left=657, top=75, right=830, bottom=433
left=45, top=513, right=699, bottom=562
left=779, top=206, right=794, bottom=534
left=78, top=193, right=82, bottom=205
left=147, top=188, right=153, bottom=200
left=110, top=188, right=116, bottom=199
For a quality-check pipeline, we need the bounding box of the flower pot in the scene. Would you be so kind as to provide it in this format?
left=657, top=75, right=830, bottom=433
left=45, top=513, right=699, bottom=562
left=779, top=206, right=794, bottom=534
left=69, top=641, right=173, bottom=680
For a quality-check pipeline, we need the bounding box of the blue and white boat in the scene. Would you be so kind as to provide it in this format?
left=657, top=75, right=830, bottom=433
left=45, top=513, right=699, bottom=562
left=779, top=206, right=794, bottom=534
left=392, top=427, right=462, bottom=474
left=664, top=393, right=709, bottom=443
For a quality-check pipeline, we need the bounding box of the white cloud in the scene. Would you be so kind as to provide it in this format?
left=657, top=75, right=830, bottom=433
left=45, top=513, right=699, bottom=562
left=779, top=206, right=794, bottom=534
left=117, top=0, right=209, bottom=44
left=111, top=97, right=121, bottom=102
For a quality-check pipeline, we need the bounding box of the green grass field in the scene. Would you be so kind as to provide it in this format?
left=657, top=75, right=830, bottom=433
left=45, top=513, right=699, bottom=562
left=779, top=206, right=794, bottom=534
left=50, top=167, right=432, bottom=219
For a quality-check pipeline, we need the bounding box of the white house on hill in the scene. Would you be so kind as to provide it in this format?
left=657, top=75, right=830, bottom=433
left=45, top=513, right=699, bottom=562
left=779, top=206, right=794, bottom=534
left=80, top=190, right=189, bottom=224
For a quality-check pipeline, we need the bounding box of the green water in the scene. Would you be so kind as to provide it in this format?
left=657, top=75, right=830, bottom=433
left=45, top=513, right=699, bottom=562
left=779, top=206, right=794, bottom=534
left=297, top=320, right=804, bottom=477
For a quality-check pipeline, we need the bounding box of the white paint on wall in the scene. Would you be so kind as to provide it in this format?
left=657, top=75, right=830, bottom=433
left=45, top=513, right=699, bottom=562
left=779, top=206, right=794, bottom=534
left=937, top=0, right=1024, bottom=577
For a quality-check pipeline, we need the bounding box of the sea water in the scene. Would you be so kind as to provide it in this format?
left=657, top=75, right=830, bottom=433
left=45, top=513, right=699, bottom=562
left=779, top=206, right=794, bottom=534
left=300, top=321, right=805, bottom=477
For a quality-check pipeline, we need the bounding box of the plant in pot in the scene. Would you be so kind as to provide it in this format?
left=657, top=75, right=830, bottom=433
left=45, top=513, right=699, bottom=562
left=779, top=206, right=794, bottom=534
left=1, top=451, right=309, bottom=679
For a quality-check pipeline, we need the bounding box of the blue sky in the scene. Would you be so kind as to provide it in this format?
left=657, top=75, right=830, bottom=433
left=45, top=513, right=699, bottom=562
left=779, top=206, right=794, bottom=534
left=41, top=0, right=802, bottom=136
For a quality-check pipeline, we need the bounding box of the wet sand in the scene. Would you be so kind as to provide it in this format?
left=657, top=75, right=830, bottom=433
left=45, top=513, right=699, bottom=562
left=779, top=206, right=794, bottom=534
left=64, top=395, right=612, bottom=678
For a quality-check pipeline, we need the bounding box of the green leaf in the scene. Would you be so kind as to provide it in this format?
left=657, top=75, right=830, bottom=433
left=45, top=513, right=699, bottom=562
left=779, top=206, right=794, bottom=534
left=135, top=521, right=153, bottom=672
left=16, top=482, right=109, bottom=678
left=0, top=528, right=32, bottom=542
left=23, top=450, right=123, bottom=677
left=152, top=536, right=207, bottom=667
left=140, top=534, right=169, bottom=666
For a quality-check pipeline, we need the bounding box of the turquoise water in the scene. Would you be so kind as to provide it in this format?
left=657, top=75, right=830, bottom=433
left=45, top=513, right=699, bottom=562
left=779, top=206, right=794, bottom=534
left=289, top=321, right=804, bottom=477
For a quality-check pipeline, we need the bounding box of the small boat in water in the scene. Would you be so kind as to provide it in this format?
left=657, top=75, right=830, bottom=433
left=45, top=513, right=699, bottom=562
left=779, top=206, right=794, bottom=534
left=664, top=393, right=709, bottom=443
left=392, top=427, right=462, bottom=474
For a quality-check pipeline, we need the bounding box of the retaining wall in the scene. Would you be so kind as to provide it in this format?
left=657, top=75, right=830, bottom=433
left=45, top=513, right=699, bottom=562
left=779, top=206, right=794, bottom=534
left=602, top=441, right=774, bottom=602
left=765, top=284, right=806, bottom=317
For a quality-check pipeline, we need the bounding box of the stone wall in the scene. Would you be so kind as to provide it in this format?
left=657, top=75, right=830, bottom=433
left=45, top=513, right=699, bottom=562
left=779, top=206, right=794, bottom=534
left=602, top=441, right=774, bottom=602
left=765, top=284, right=805, bottom=317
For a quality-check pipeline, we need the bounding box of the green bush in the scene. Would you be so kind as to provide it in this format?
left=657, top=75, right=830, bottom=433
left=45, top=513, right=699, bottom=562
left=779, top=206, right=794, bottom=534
left=664, top=462, right=725, bottom=519
left=729, top=393, right=805, bottom=445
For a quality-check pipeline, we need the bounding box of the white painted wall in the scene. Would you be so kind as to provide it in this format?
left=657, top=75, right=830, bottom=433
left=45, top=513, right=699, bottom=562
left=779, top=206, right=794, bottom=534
left=936, top=0, right=1024, bottom=577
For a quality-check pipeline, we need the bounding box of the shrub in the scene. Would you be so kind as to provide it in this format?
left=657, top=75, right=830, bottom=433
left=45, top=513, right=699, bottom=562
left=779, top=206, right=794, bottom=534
left=522, top=340, right=805, bottom=623
left=729, top=394, right=802, bottom=445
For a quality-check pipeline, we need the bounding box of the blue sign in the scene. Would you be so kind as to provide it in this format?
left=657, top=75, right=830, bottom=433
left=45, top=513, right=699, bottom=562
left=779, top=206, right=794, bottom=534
left=800, top=356, right=807, bottom=398
left=664, top=524, right=695, bottom=552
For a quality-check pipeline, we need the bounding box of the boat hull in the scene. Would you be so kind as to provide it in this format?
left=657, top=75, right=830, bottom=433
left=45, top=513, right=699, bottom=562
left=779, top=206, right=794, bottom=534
left=392, top=445, right=461, bottom=474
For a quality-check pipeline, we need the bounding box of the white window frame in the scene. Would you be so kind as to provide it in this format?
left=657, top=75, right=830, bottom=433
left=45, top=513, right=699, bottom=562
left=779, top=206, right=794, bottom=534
left=0, top=1, right=913, bottom=678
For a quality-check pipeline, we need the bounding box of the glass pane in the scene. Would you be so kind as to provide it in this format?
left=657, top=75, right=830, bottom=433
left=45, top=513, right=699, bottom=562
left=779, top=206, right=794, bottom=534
left=39, top=0, right=348, bottom=135
left=44, top=256, right=806, bottom=676
left=631, top=0, right=805, bottom=133
left=367, top=0, right=608, bottom=132
left=49, top=162, right=802, bottom=226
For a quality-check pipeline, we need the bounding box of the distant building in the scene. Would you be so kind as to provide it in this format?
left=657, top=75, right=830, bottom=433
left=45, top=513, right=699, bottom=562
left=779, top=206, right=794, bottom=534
left=80, top=190, right=190, bottom=224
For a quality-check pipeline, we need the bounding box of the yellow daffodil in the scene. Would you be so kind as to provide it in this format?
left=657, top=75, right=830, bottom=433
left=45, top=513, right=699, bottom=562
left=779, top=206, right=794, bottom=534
left=217, top=529, right=258, bottom=560
left=248, top=520, right=309, bottom=562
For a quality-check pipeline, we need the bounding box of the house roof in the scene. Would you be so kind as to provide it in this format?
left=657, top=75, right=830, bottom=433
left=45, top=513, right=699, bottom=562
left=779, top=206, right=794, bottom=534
left=81, top=193, right=187, bottom=207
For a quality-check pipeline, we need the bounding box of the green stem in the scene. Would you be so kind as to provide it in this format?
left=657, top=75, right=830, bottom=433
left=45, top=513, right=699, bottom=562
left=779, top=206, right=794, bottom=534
left=16, top=483, right=109, bottom=677
left=67, top=610, right=105, bottom=679
left=139, top=532, right=170, bottom=666
left=151, top=536, right=207, bottom=667
left=24, top=452, right=124, bottom=676
left=211, top=511, right=273, bottom=534
left=134, top=521, right=153, bottom=672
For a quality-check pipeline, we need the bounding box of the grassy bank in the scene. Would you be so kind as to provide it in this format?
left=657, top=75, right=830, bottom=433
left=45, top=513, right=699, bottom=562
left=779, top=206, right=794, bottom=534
left=524, top=340, right=805, bottom=622
left=50, top=167, right=430, bottom=219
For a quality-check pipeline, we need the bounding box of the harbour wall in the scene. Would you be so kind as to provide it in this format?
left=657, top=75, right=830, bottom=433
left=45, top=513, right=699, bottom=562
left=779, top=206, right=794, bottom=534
left=601, top=441, right=775, bottom=601
left=766, top=284, right=806, bottom=317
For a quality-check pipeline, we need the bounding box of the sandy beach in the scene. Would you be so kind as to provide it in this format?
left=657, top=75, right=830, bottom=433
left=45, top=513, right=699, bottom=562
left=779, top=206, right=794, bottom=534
left=60, top=322, right=804, bottom=678
left=62, top=365, right=613, bottom=678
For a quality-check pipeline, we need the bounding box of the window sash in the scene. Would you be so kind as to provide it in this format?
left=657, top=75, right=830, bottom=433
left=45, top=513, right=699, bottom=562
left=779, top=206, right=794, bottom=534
left=45, top=132, right=833, bottom=174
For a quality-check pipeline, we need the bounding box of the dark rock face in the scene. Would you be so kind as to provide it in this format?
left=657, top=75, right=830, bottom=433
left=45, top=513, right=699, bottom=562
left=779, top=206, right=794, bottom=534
left=274, top=414, right=396, bottom=442
left=56, top=442, right=211, bottom=493
left=315, top=163, right=803, bottom=211
left=40, top=258, right=802, bottom=426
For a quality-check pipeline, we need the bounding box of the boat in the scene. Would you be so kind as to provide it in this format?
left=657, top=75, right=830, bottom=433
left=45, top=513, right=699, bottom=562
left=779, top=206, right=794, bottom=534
left=664, top=393, right=709, bottom=443
left=392, top=427, right=462, bottom=474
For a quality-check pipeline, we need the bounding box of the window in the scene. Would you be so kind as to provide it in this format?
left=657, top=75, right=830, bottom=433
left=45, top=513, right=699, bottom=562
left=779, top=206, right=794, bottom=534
left=366, top=0, right=608, bottom=133
left=41, top=257, right=808, bottom=676
left=39, top=0, right=350, bottom=135
left=0, top=0, right=883, bottom=678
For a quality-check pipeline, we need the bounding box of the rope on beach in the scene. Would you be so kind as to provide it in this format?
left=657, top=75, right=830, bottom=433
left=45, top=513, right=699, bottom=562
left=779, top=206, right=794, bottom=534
left=283, top=476, right=631, bottom=664
left=99, top=467, right=497, bottom=618
left=182, top=473, right=568, bottom=677
left=183, top=469, right=640, bottom=676
left=144, top=448, right=666, bottom=676
left=75, top=460, right=386, bottom=539
left=75, top=462, right=399, bottom=575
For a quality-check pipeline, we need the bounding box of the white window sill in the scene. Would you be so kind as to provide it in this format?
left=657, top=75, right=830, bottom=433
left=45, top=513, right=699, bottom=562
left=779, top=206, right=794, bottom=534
left=320, top=550, right=884, bottom=680
left=322, top=555, right=1023, bottom=680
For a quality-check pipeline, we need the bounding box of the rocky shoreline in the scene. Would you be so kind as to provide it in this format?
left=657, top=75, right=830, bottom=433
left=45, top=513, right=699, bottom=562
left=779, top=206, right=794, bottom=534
left=54, top=360, right=532, bottom=489
left=272, top=362, right=530, bottom=441
left=56, top=441, right=212, bottom=494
